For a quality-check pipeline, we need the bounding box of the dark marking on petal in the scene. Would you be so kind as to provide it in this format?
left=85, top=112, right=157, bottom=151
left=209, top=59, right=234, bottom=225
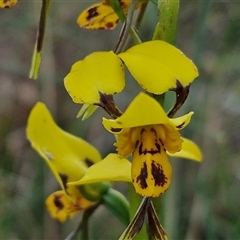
left=54, top=195, right=64, bottom=210
left=59, top=173, right=68, bottom=190
left=140, top=128, right=146, bottom=134
left=159, top=139, right=166, bottom=152
left=106, top=22, right=114, bottom=29
left=111, top=127, right=122, bottom=132
left=134, top=140, right=139, bottom=150
left=136, top=162, right=148, bottom=189
left=155, top=143, right=161, bottom=153
left=84, top=158, right=94, bottom=167
left=86, top=6, right=99, bottom=21
left=138, top=142, right=161, bottom=155
left=150, top=127, right=157, bottom=137
left=176, top=122, right=185, bottom=129
left=138, top=142, right=143, bottom=155
left=151, top=161, right=168, bottom=187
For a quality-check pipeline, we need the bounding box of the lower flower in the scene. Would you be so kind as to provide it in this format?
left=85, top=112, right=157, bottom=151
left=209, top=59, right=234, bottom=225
left=102, top=92, right=202, bottom=197
left=26, top=102, right=131, bottom=223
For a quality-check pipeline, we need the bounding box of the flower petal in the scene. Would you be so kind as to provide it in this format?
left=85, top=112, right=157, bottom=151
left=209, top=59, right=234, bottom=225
left=69, top=154, right=131, bottom=186
left=64, top=51, right=125, bottom=104
left=0, top=0, right=18, bottom=8
left=169, top=112, right=194, bottom=130
left=26, top=102, right=102, bottom=192
left=118, top=40, right=198, bottom=94
left=45, top=190, right=95, bottom=222
left=131, top=126, right=172, bottom=197
left=103, top=92, right=185, bottom=132
left=168, top=137, right=202, bottom=161
left=77, top=2, right=120, bottom=30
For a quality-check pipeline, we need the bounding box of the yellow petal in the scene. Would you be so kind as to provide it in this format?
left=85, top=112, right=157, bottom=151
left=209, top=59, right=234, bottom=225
left=26, top=102, right=102, bottom=192
left=103, top=92, right=174, bottom=132
left=77, top=2, right=120, bottom=30
left=118, top=40, right=198, bottom=94
left=169, top=112, right=194, bottom=130
left=131, top=126, right=172, bottom=197
left=114, top=128, right=137, bottom=158
left=45, top=190, right=95, bottom=222
left=0, top=0, right=18, bottom=8
left=168, top=137, right=202, bottom=162
left=69, top=154, right=131, bottom=186
left=64, top=51, right=125, bottom=104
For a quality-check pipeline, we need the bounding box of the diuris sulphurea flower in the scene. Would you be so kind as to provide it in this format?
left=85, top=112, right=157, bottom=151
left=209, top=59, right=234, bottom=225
left=26, top=102, right=102, bottom=221
left=103, top=92, right=202, bottom=197
left=77, top=0, right=136, bottom=30
left=26, top=102, right=131, bottom=223
left=0, top=0, right=18, bottom=8
left=64, top=40, right=198, bottom=119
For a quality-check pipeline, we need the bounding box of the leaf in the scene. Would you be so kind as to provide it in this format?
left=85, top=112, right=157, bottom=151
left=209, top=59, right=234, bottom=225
left=101, top=188, right=130, bottom=226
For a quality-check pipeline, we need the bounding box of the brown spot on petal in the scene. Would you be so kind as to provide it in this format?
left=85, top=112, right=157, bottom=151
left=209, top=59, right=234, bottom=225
left=151, top=161, right=167, bottom=187
left=54, top=194, right=64, bottom=210
left=111, top=127, right=122, bottom=132
left=136, top=162, right=148, bottom=189
left=84, top=158, right=94, bottom=167
left=86, top=6, right=99, bottom=21
left=106, top=22, right=114, bottom=29
left=59, top=173, right=68, bottom=190
left=176, top=122, right=185, bottom=129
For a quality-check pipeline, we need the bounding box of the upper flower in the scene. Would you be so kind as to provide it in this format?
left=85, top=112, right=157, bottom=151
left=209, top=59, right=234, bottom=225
left=64, top=40, right=198, bottom=106
left=0, top=0, right=18, bottom=8
left=77, top=0, right=132, bottom=30
left=102, top=92, right=202, bottom=197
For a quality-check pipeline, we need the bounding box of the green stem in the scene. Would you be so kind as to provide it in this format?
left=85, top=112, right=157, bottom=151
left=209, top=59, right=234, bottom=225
left=114, top=0, right=141, bottom=54
left=134, top=1, right=149, bottom=30
left=64, top=204, right=99, bottom=240
left=152, top=0, right=179, bottom=44
left=151, top=0, right=180, bottom=236
left=29, top=0, right=51, bottom=79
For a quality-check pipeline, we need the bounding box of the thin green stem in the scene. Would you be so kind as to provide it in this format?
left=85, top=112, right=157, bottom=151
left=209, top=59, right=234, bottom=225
left=64, top=204, right=99, bottom=240
left=114, top=0, right=141, bottom=54
left=151, top=0, right=180, bottom=237
left=153, top=0, right=179, bottom=44
left=134, top=0, right=149, bottom=30
left=29, top=0, right=52, bottom=79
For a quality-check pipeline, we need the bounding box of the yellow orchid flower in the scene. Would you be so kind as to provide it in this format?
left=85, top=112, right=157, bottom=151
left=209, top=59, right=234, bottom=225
left=64, top=40, right=198, bottom=106
left=0, top=0, right=18, bottom=8
left=26, top=102, right=132, bottom=222
left=26, top=102, right=102, bottom=221
left=102, top=92, right=202, bottom=197
left=77, top=0, right=132, bottom=30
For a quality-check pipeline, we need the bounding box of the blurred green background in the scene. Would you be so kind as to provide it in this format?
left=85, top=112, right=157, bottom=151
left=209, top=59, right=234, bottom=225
left=1, top=1, right=240, bottom=239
